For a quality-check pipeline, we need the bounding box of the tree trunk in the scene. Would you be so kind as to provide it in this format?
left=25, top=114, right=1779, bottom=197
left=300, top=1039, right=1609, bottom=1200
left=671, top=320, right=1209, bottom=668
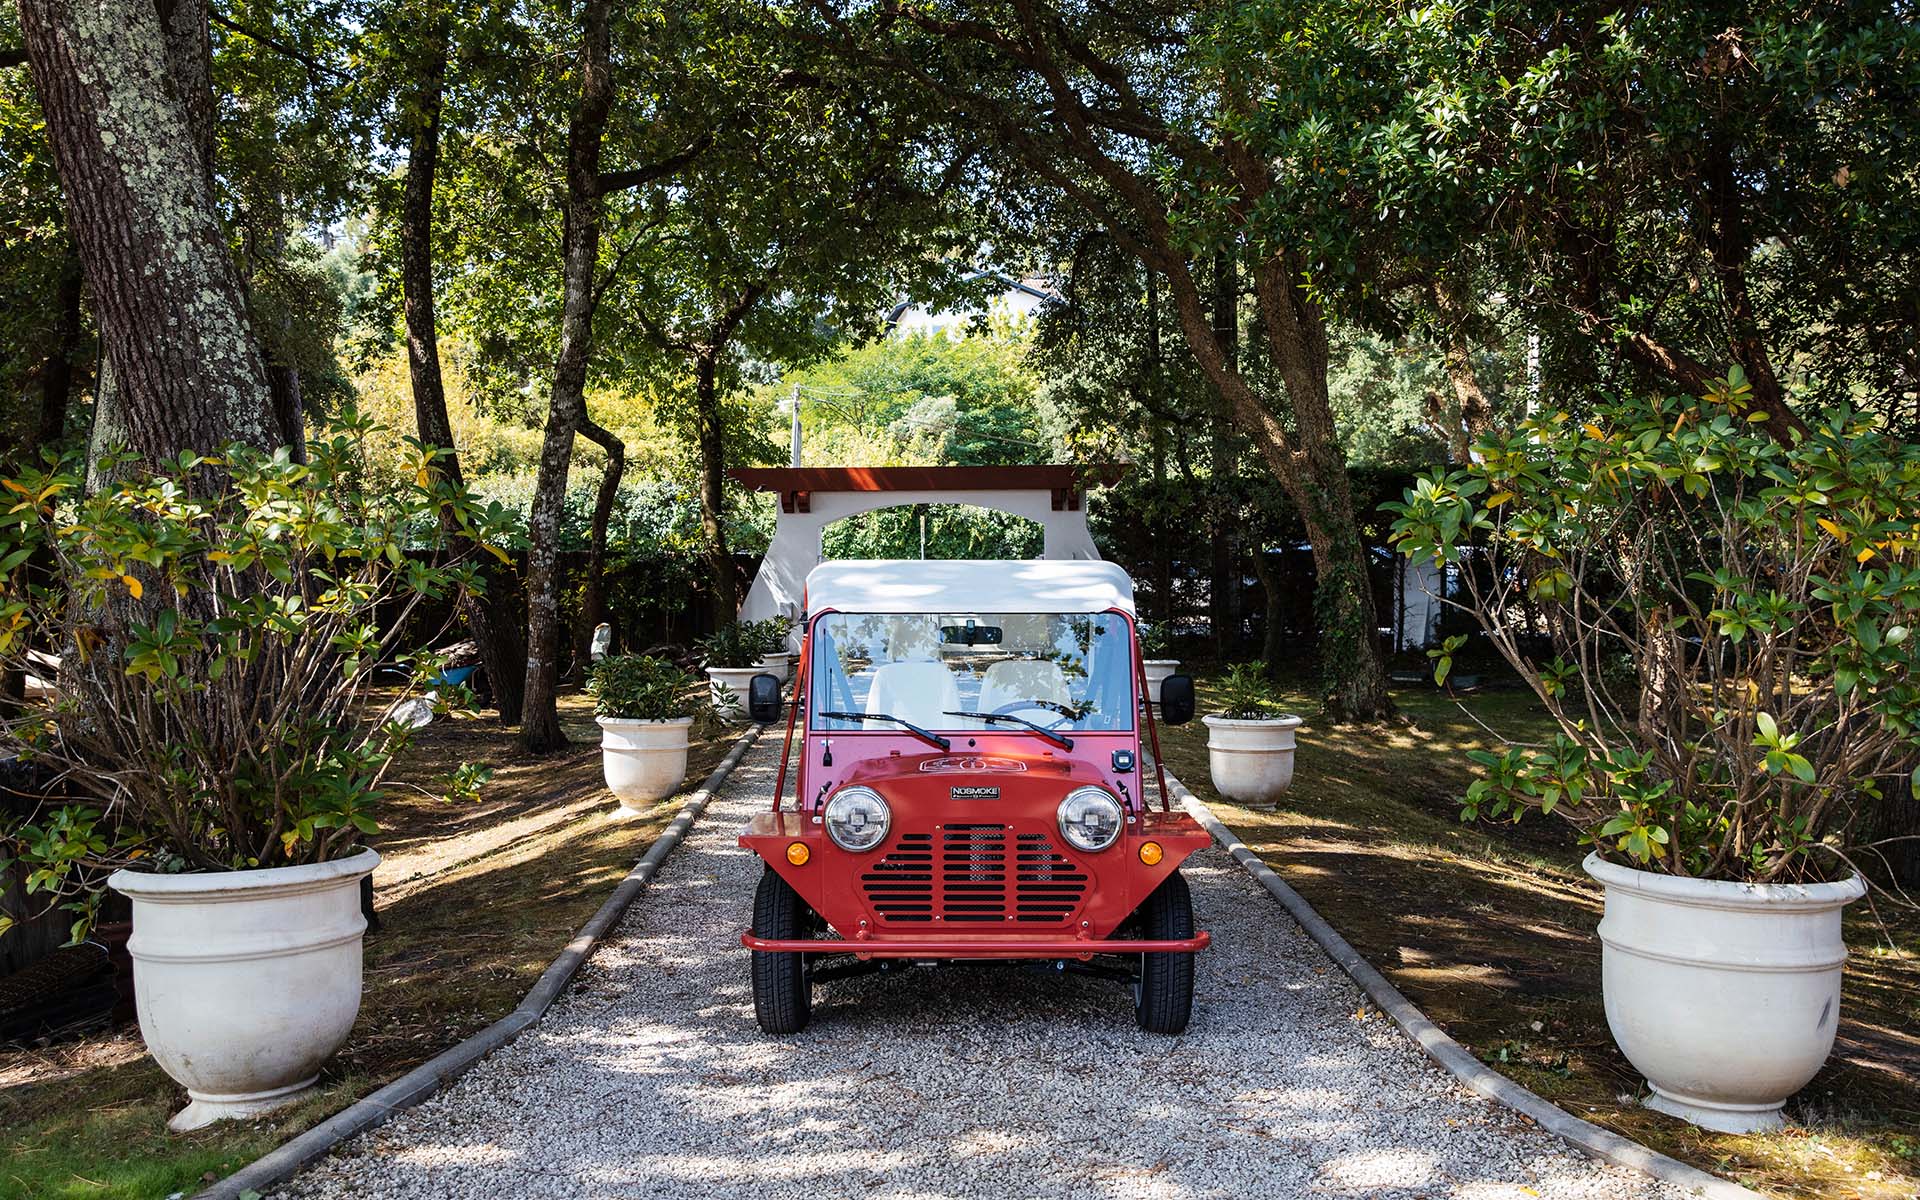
left=31, top=254, right=85, bottom=452
left=773, top=14, right=1393, bottom=717
left=1249, top=260, right=1393, bottom=720
left=397, top=11, right=526, bottom=724
left=156, top=0, right=214, bottom=180
left=1431, top=280, right=1491, bottom=461
left=570, top=417, right=625, bottom=677
left=22, top=0, right=276, bottom=469
left=1145, top=269, right=1173, bottom=625
left=692, top=352, right=737, bottom=624
left=1250, top=541, right=1285, bottom=676
left=1705, top=139, right=1804, bottom=445
left=1158, top=247, right=1396, bottom=721
left=1208, top=248, right=1239, bottom=657
left=267, top=355, right=306, bottom=463
left=1868, top=772, right=1920, bottom=888
left=518, top=0, right=617, bottom=753
left=241, top=223, right=307, bottom=462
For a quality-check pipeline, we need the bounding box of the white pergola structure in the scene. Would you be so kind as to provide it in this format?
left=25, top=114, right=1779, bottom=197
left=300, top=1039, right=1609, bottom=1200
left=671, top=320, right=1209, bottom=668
left=731, top=465, right=1127, bottom=638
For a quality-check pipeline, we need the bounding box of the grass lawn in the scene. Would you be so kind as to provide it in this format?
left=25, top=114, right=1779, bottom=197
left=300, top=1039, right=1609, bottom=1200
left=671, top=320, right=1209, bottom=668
left=1154, top=671, right=1920, bottom=1200
left=0, top=690, right=740, bottom=1200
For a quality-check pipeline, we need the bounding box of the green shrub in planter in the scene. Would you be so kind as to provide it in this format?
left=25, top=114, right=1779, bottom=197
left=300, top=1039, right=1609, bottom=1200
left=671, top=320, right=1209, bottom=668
left=698, top=622, right=764, bottom=668
left=1215, top=663, right=1288, bottom=719
left=749, top=615, right=794, bottom=658
left=586, top=655, right=700, bottom=721
left=0, top=414, right=510, bottom=939
left=1387, top=378, right=1920, bottom=883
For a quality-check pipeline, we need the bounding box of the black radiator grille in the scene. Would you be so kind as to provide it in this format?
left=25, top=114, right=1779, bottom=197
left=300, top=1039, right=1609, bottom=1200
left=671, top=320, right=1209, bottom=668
left=858, top=823, right=1088, bottom=927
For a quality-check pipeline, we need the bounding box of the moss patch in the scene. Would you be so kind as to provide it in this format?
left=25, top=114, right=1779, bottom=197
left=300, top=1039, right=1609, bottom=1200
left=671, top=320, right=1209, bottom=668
left=1153, top=672, right=1920, bottom=1200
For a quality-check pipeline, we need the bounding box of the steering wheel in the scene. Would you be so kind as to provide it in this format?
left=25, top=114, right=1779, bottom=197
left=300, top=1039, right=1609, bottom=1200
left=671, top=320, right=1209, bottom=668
left=992, top=699, right=1074, bottom=727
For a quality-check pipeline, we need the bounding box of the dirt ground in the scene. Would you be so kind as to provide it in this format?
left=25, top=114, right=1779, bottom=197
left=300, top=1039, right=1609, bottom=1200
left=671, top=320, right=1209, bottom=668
left=0, top=690, right=742, bottom=1200
left=1154, top=675, right=1920, bottom=1200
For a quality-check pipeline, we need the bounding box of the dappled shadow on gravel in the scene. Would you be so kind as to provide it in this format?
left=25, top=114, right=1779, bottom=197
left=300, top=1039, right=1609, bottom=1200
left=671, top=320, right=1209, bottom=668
left=277, top=744, right=1680, bottom=1200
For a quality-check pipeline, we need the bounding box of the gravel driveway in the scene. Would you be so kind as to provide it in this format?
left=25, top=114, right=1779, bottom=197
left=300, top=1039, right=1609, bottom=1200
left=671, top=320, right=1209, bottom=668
left=279, top=739, right=1681, bottom=1200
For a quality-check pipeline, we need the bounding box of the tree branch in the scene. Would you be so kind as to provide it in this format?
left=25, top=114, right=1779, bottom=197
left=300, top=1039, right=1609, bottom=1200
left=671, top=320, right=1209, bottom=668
left=619, top=298, right=690, bottom=354
left=209, top=13, right=348, bottom=81
left=707, top=281, right=771, bottom=352
left=595, top=133, right=713, bottom=196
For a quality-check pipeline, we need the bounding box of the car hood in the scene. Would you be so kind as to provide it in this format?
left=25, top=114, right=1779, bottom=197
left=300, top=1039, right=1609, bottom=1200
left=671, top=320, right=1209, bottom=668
left=838, top=750, right=1092, bottom=789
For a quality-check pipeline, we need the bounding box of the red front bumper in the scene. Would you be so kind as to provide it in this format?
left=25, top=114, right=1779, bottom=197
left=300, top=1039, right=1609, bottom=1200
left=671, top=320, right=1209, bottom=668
left=740, top=930, right=1211, bottom=959
left=739, top=803, right=1213, bottom=959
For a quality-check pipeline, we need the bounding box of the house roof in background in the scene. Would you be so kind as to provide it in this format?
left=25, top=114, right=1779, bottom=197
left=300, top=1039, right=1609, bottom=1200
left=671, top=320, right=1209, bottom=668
left=729, top=465, right=1128, bottom=513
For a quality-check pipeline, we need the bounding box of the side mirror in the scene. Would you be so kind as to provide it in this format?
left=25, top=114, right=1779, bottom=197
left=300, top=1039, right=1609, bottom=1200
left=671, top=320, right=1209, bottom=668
left=747, top=673, right=783, bottom=725
left=1158, top=674, right=1196, bottom=726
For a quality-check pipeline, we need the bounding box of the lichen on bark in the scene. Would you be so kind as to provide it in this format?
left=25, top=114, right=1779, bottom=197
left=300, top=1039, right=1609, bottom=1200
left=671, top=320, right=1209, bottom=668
left=21, top=0, right=278, bottom=472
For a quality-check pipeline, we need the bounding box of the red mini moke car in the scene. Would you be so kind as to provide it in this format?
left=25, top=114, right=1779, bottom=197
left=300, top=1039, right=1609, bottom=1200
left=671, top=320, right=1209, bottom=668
left=738, top=559, right=1209, bottom=1034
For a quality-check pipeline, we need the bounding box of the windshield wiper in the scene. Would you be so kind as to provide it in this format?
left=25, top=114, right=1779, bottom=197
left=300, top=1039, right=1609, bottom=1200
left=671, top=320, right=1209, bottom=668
left=944, top=710, right=1075, bottom=751
left=817, top=711, right=951, bottom=752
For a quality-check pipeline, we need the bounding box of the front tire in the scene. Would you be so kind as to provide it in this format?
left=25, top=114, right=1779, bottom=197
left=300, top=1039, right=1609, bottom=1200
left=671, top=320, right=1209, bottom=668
left=751, top=867, right=812, bottom=1034
left=1134, top=870, right=1195, bottom=1034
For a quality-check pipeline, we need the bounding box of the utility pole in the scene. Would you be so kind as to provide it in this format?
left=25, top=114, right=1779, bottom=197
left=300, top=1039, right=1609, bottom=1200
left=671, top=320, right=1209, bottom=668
left=789, top=383, right=802, bottom=467
left=1526, top=331, right=1541, bottom=416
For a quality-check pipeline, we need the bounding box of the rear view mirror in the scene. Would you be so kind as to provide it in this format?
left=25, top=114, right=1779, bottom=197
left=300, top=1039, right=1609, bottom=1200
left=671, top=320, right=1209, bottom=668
left=941, top=621, right=1002, bottom=645
left=1158, top=674, right=1196, bottom=725
left=747, top=673, right=783, bottom=724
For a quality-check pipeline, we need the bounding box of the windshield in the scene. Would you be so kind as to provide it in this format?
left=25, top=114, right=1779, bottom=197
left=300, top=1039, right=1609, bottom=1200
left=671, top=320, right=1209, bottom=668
left=810, top=611, right=1135, bottom=734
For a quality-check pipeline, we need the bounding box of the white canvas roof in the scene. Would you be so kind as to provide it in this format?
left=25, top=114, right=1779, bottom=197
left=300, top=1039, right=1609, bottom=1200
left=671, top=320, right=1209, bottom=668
left=806, top=559, right=1135, bottom=616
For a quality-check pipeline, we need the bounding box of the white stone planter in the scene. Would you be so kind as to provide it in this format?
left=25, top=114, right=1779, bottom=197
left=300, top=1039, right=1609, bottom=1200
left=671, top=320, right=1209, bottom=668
left=1584, top=853, right=1867, bottom=1133
left=108, top=849, right=379, bottom=1131
left=1202, top=714, right=1303, bottom=809
left=706, top=666, right=764, bottom=723
left=597, top=716, right=692, bottom=812
left=756, top=654, right=791, bottom=684
left=1142, top=660, right=1181, bottom=705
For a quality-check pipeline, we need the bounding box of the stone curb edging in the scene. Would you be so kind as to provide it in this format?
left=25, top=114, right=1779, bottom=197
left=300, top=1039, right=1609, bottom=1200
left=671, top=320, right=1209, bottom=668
left=193, top=724, right=767, bottom=1200
left=1162, top=765, right=1767, bottom=1200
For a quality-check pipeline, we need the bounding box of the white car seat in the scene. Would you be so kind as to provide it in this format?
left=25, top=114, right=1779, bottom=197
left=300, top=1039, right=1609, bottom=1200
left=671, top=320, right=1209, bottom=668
left=865, top=661, right=962, bottom=730
left=977, top=659, right=1070, bottom=717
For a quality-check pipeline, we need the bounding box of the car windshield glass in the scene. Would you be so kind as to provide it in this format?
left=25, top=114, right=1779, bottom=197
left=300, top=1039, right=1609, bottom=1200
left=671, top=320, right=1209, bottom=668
left=810, top=611, right=1134, bottom=734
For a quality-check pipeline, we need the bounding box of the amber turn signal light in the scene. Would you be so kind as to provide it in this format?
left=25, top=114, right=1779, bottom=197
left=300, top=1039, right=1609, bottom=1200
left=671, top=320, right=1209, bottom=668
left=1138, top=841, right=1164, bottom=866
left=786, top=842, right=811, bottom=866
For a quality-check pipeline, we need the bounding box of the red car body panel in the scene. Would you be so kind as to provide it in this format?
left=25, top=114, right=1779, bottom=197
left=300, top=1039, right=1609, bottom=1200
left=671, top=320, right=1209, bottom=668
left=738, top=604, right=1213, bottom=961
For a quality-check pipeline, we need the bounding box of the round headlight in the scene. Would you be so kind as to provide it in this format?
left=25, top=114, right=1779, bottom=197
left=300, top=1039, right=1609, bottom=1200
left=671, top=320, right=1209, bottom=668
left=1057, top=786, right=1123, bottom=852
left=824, top=786, right=890, bottom=852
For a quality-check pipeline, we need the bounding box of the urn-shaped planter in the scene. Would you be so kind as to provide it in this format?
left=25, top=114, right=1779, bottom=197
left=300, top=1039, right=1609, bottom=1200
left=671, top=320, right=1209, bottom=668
left=756, top=654, right=792, bottom=684
left=1202, top=714, right=1303, bottom=809
left=1142, top=660, right=1181, bottom=705
left=1584, top=853, right=1867, bottom=1133
left=108, top=849, right=380, bottom=1131
left=597, top=716, right=693, bottom=812
left=706, top=667, right=764, bottom=723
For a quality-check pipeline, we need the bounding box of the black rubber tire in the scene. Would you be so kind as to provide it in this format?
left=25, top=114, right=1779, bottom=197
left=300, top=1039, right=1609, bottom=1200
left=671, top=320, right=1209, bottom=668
left=1133, top=870, right=1195, bottom=1034
left=750, top=867, right=812, bottom=1034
